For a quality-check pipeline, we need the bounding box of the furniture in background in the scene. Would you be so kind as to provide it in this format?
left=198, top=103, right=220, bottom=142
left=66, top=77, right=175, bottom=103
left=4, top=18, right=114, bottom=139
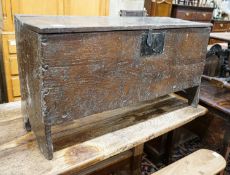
left=0, top=65, right=4, bottom=103
left=0, top=0, right=110, bottom=102
left=0, top=38, right=5, bottom=103
left=187, top=79, right=230, bottom=173
left=0, top=0, right=110, bottom=32
left=176, top=0, right=200, bottom=6
left=209, top=20, right=230, bottom=44
left=171, top=4, right=213, bottom=22
left=186, top=33, right=230, bottom=173
left=209, top=32, right=230, bottom=78
left=144, top=0, right=173, bottom=17
left=1, top=32, right=20, bottom=102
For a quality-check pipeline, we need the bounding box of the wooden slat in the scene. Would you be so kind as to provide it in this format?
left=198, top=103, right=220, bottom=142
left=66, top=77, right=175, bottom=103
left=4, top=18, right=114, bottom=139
left=8, top=39, right=17, bottom=54
left=9, top=55, right=18, bottom=75
left=11, top=76, right=20, bottom=97
left=152, top=149, right=226, bottom=175
left=0, top=95, right=207, bottom=175
left=2, top=33, right=17, bottom=102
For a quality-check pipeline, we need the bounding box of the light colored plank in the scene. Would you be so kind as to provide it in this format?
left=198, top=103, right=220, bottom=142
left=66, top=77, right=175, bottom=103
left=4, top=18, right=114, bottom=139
left=152, top=149, right=226, bottom=175
left=0, top=95, right=207, bottom=175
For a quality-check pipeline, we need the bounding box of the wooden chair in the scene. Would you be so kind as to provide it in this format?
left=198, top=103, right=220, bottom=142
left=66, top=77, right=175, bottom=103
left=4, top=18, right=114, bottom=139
left=152, top=149, right=226, bottom=175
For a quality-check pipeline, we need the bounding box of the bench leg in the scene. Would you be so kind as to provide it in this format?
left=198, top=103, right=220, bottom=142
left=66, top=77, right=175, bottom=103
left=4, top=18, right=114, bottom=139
left=164, top=130, right=174, bottom=164
left=185, top=85, right=200, bottom=107
left=131, top=144, right=144, bottom=175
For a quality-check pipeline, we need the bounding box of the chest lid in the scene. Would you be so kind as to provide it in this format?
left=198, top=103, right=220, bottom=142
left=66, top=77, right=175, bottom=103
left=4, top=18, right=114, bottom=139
left=15, top=15, right=212, bottom=34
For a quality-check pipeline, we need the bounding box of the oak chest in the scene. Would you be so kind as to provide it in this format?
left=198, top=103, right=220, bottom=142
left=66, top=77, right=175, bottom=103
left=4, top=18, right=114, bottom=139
left=15, top=15, right=211, bottom=159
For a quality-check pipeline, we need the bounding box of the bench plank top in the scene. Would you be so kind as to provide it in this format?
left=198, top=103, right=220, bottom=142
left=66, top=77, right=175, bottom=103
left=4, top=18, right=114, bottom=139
left=0, top=95, right=207, bottom=175
left=152, top=149, right=226, bottom=175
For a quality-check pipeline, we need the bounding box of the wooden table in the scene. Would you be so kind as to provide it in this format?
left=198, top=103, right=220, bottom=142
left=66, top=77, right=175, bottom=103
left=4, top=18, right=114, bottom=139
left=187, top=78, right=230, bottom=175
left=209, top=32, right=230, bottom=52
left=210, top=32, right=230, bottom=45
left=0, top=95, right=207, bottom=175
left=200, top=79, right=230, bottom=118
left=200, top=79, right=230, bottom=163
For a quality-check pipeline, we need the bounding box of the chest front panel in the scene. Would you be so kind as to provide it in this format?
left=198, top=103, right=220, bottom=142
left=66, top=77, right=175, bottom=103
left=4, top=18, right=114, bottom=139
left=39, top=28, right=209, bottom=124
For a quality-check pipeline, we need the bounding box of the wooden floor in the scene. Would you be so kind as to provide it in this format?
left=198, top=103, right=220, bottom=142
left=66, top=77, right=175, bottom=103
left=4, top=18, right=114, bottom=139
left=0, top=95, right=207, bottom=175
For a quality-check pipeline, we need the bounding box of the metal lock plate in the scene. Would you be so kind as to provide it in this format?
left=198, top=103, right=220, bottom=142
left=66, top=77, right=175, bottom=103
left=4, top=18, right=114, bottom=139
left=140, top=31, right=165, bottom=56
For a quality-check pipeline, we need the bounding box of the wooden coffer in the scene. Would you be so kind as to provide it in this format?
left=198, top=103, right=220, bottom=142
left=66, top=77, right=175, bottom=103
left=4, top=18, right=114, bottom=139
left=15, top=15, right=211, bottom=159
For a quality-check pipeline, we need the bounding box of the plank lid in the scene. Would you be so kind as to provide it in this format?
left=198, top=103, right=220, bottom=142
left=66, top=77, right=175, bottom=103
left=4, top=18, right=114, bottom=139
left=15, top=15, right=212, bottom=34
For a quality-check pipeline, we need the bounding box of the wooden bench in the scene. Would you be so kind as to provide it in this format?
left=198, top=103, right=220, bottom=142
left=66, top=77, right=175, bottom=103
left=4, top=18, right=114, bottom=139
left=0, top=95, right=207, bottom=174
left=152, top=149, right=226, bottom=175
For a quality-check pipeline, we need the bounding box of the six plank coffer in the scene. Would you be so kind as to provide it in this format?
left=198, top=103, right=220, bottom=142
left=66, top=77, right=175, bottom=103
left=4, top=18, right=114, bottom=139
left=15, top=15, right=211, bottom=159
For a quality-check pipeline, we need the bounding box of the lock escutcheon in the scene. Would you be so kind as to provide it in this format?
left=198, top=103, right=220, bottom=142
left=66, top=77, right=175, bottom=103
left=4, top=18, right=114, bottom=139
left=140, top=30, right=165, bottom=56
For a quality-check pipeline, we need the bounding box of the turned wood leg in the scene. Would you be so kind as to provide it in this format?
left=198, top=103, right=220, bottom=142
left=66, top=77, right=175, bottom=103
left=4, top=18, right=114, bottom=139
left=185, top=85, right=200, bottom=107
left=131, top=144, right=144, bottom=175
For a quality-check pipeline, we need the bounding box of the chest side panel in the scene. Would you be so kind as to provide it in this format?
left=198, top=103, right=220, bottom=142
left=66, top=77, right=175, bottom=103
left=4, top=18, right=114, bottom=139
left=40, top=28, right=210, bottom=124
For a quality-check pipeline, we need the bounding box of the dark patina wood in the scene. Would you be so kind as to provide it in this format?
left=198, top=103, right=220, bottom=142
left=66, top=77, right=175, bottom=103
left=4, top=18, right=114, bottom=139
left=171, top=4, right=214, bottom=22
left=15, top=15, right=211, bottom=159
left=187, top=79, right=230, bottom=173
left=200, top=79, right=230, bottom=118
